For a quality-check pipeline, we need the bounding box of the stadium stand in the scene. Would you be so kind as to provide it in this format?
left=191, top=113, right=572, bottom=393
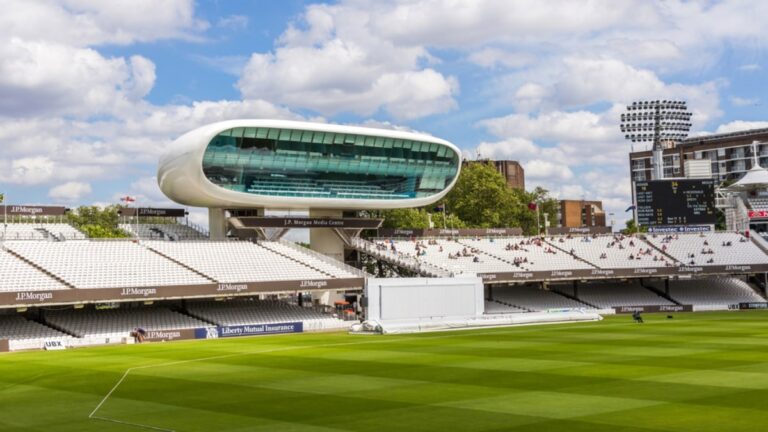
left=551, top=235, right=674, bottom=268
left=43, top=307, right=209, bottom=339
left=483, top=300, right=527, bottom=314
left=0, top=249, right=70, bottom=292
left=369, top=232, right=768, bottom=275
left=389, top=238, right=512, bottom=274
left=260, top=241, right=364, bottom=278
left=748, top=197, right=768, bottom=211
left=0, top=223, right=86, bottom=241
left=382, top=237, right=596, bottom=274
left=651, top=277, right=765, bottom=307
left=119, top=223, right=208, bottom=240
left=352, top=237, right=451, bottom=277
left=4, top=241, right=212, bottom=288
left=555, top=281, right=675, bottom=308
left=0, top=313, right=73, bottom=342
left=144, top=240, right=346, bottom=282
left=490, top=284, right=593, bottom=311
left=644, top=232, right=768, bottom=266
left=185, top=299, right=350, bottom=330
left=460, top=237, right=595, bottom=271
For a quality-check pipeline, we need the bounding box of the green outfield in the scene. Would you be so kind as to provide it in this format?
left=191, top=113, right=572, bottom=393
left=2, top=311, right=768, bottom=431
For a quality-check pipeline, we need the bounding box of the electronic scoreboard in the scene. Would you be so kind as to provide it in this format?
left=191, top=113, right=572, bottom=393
left=634, top=179, right=717, bottom=226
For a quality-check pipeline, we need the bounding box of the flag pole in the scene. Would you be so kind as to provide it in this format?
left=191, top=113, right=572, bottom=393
left=442, top=203, right=447, bottom=229
left=2, top=193, right=6, bottom=243
left=536, top=202, right=541, bottom=236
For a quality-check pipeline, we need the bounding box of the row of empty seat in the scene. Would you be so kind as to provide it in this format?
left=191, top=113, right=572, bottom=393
left=0, top=239, right=363, bottom=291
left=486, top=277, right=763, bottom=311
left=119, top=223, right=208, bottom=241
left=748, top=197, right=768, bottom=211
left=145, top=241, right=330, bottom=282
left=0, top=223, right=86, bottom=240
left=5, top=241, right=211, bottom=288
left=0, top=249, right=69, bottom=292
left=0, top=314, right=72, bottom=342
left=43, top=307, right=209, bottom=339
left=648, top=277, right=765, bottom=306
left=555, top=281, right=674, bottom=308
left=185, top=300, right=350, bottom=331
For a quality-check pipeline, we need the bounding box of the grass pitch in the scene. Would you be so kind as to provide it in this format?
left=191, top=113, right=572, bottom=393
left=2, top=311, right=768, bottom=431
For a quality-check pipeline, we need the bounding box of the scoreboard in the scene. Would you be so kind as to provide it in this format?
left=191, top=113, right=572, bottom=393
left=635, top=179, right=717, bottom=226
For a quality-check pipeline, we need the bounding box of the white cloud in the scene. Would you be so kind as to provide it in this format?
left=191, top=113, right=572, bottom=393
left=0, top=0, right=206, bottom=46
left=0, top=39, right=158, bottom=117
left=216, top=15, right=249, bottom=30
left=716, top=120, right=768, bottom=134
left=730, top=96, right=758, bottom=107
left=739, top=64, right=761, bottom=72
left=525, top=160, right=573, bottom=181
left=467, top=48, right=535, bottom=69
left=6, top=157, right=55, bottom=185
left=236, top=3, right=459, bottom=119
left=49, top=181, right=92, bottom=202
left=479, top=110, right=617, bottom=144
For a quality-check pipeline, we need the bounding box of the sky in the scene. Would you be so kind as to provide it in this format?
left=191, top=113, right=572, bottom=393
left=1, top=0, right=768, bottom=228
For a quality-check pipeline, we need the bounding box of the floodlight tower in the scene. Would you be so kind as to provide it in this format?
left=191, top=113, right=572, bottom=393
left=620, top=100, right=693, bottom=180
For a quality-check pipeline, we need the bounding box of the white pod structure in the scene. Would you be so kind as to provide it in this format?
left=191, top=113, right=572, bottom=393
left=158, top=120, right=461, bottom=210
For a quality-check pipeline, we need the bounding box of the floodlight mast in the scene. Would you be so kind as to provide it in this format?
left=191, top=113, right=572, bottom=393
left=620, top=100, right=693, bottom=180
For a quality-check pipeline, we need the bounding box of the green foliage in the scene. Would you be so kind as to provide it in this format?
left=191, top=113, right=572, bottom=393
left=66, top=205, right=130, bottom=238
left=623, top=218, right=648, bottom=234
left=374, top=163, right=561, bottom=234
left=381, top=208, right=431, bottom=229
left=429, top=211, right=467, bottom=229
left=443, top=162, right=521, bottom=228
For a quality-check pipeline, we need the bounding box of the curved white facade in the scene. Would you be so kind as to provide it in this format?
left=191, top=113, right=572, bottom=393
left=158, top=119, right=462, bottom=210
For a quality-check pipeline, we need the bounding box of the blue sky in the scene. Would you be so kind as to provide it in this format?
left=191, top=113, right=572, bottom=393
left=1, top=0, right=767, bottom=226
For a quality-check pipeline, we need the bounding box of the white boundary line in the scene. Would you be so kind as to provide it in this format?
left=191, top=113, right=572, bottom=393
left=88, top=320, right=609, bottom=431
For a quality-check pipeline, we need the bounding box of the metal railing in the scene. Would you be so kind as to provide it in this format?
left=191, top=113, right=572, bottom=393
left=349, top=237, right=453, bottom=277
left=275, top=239, right=370, bottom=278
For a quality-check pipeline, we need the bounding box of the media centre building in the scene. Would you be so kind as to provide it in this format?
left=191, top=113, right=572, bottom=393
left=158, top=120, right=462, bottom=259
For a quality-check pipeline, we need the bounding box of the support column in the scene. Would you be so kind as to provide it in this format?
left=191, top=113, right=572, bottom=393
left=208, top=208, right=228, bottom=240
left=665, top=278, right=670, bottom=296
left=309, top=209, right=345, bottom=262
left=308, top=209, right=346, bottom=307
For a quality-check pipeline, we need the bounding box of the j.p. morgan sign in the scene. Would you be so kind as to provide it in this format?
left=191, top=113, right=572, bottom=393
left=0, top=278, right=365, bottom=307
left=478, top=263, right=768, bottom=284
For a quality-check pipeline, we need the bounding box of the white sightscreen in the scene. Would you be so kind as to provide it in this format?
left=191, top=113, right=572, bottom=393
left=366, top=277, right=484, bottom=321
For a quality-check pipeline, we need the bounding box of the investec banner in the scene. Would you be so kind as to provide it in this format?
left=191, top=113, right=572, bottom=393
left=647, top=225, right=712, bottom=233
left=196, top=322, right=303, bottom=339
left=614, top=305, right=693, bottom=314
left=0, top=278, right=365, bottom=307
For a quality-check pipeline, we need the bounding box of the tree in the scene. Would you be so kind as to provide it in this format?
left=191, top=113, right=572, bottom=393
left=380, top=208, right=430, bottom=229
left=429, top=211, right=467, bottom=229
left=66, top=205, right=130, bottom=238
left=442, top=162, right=521, bottom=228
left=623, top=219, right=647, bottom=234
